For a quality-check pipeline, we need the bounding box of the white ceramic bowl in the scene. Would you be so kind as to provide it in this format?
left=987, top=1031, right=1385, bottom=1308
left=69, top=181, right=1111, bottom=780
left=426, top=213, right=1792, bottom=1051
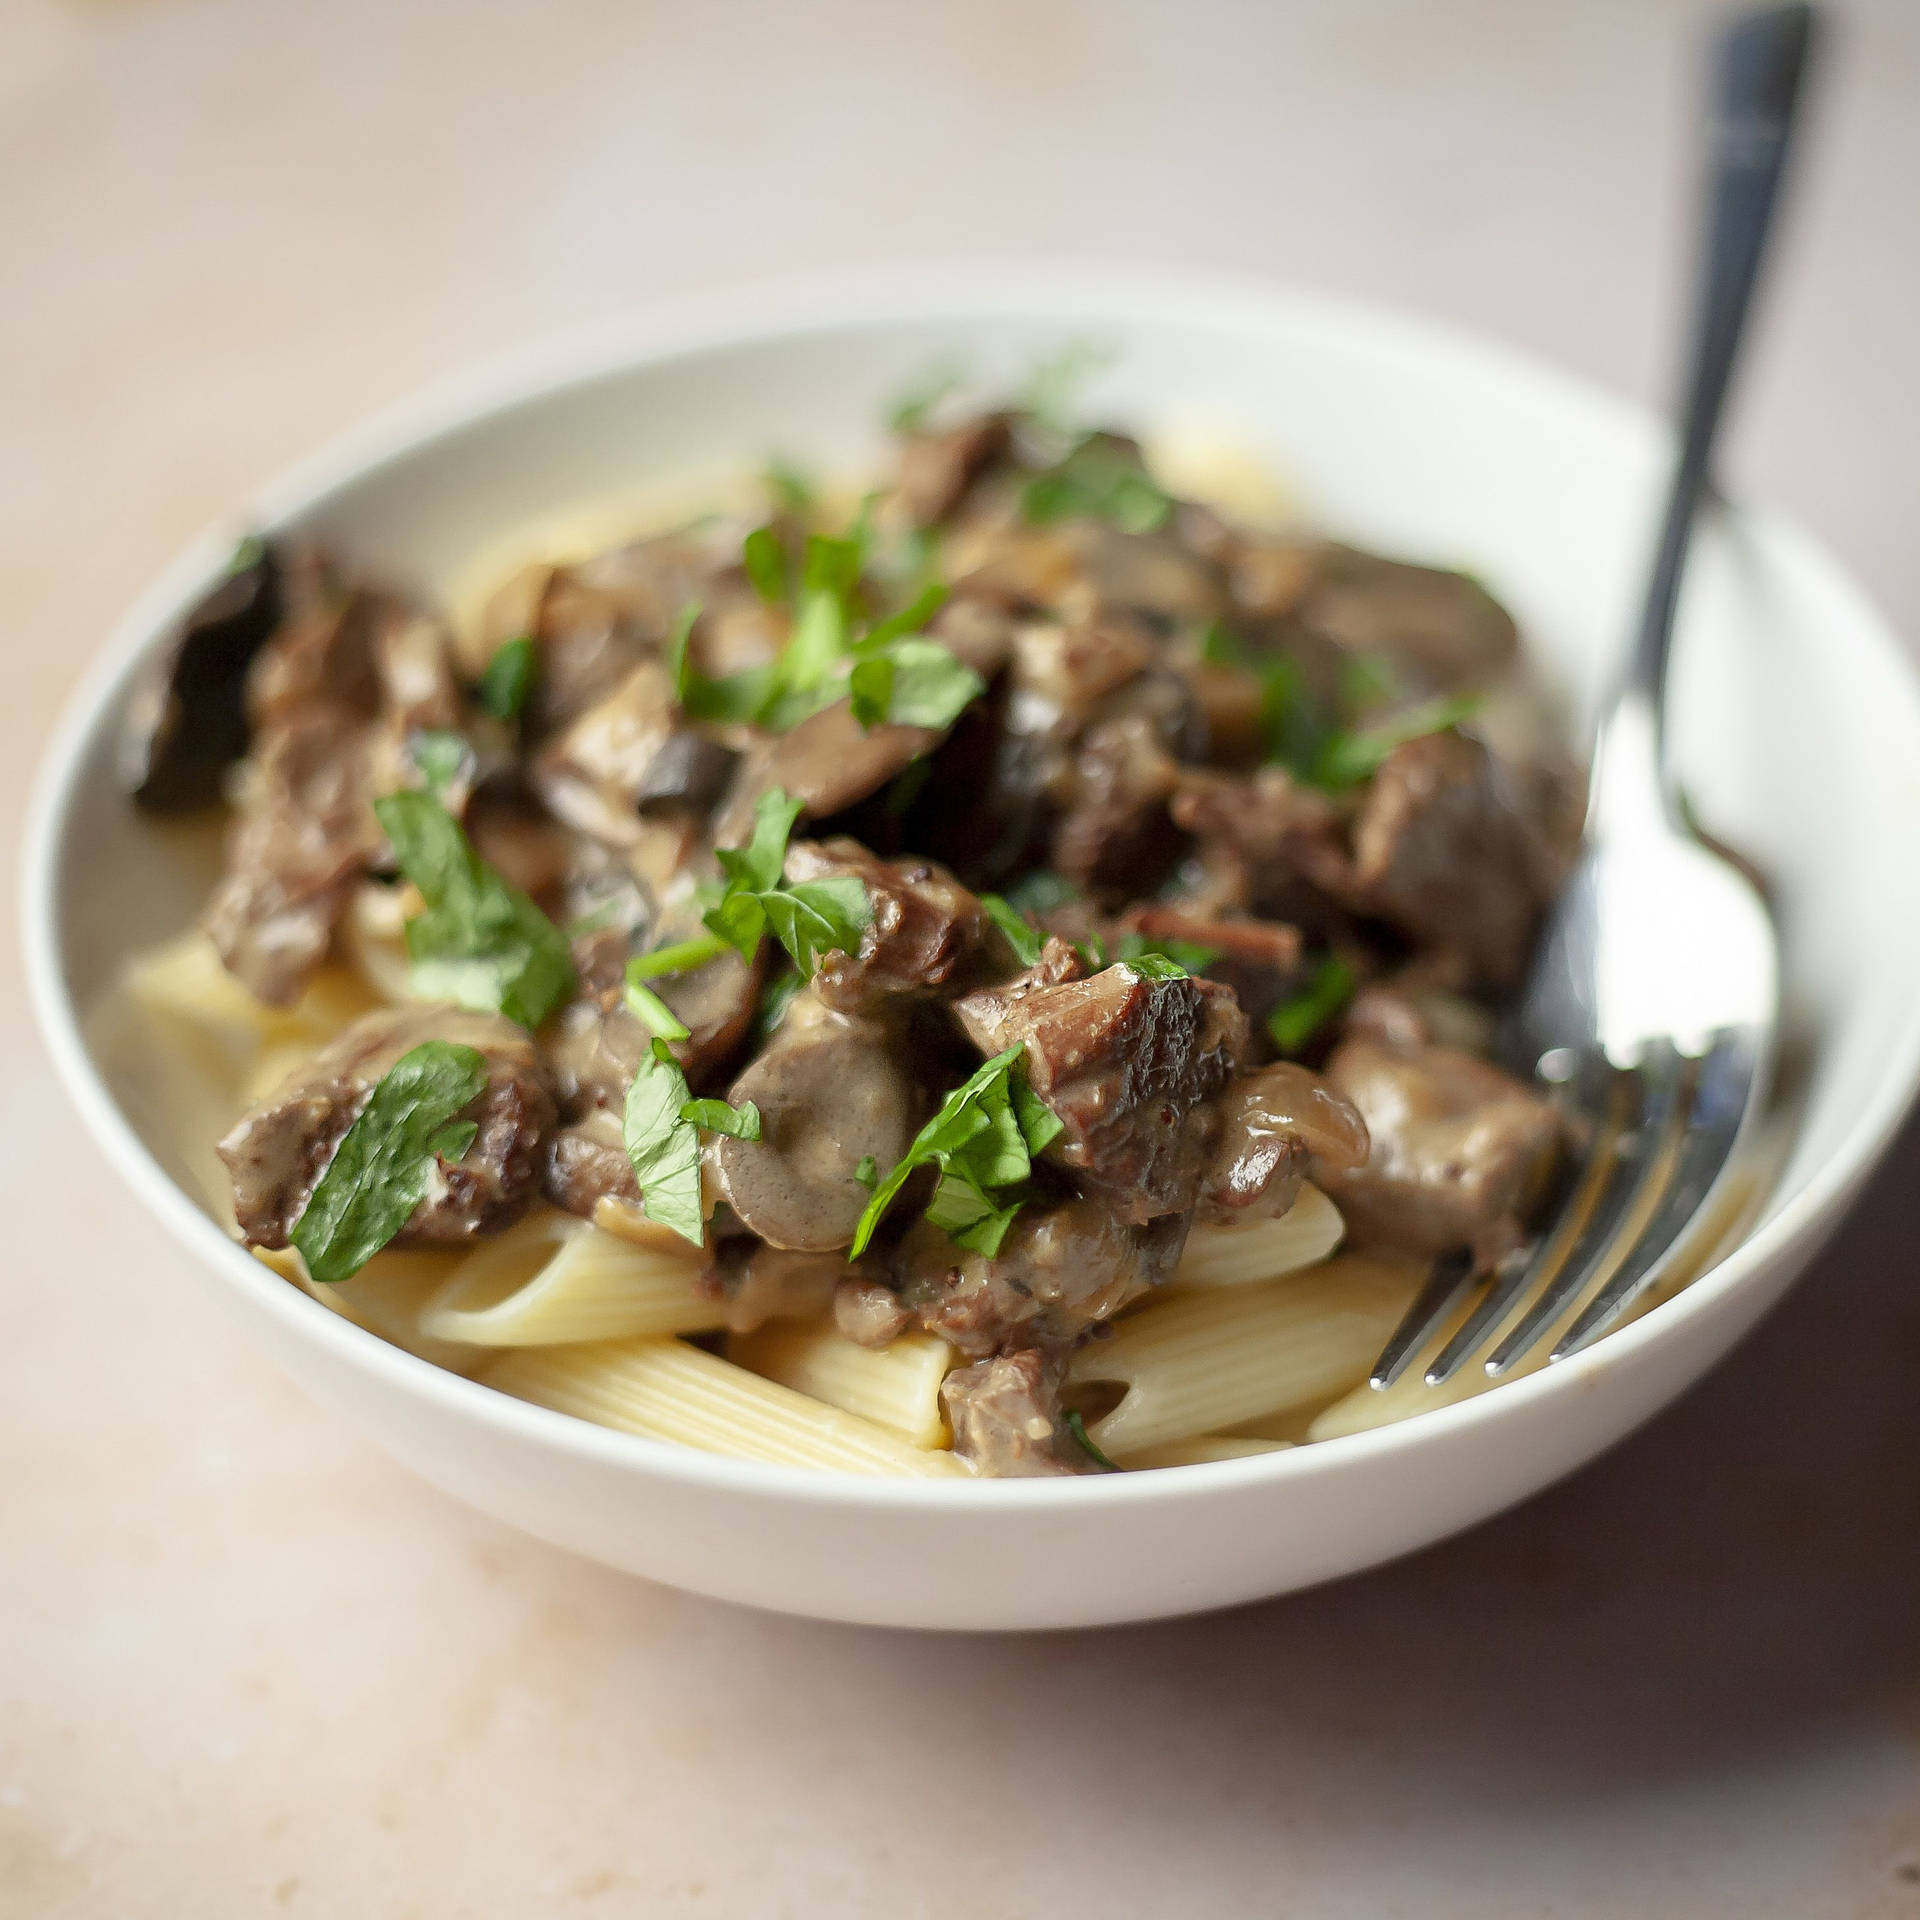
left=24, top=269, right=1920, bottom=1630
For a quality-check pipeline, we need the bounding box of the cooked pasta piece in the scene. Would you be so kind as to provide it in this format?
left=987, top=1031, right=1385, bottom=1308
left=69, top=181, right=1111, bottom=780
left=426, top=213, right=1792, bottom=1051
left=340, top=881, right=419, bottom=1005
left=725, top=1321, right=958, bottom=1448
left=417, top=1210, right=721, bottom=1347
left=1122, top=1434, right=1294, bottom=1469
left=253, top=1242, right=488, bottom=1374
left=1173, top=1184, right=1346, bottom=1288
left=484, top=1338, right=970, bottom=1477
left=1071, top=1251, right=1429, bottom=1459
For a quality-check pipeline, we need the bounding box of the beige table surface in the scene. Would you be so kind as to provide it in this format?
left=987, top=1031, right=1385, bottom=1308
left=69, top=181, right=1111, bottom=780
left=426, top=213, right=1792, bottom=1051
left=6, top=2, right=1920, bottom=1914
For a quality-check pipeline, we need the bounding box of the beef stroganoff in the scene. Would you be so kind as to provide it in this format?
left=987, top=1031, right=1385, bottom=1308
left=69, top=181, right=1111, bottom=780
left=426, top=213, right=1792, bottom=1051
left=113, top=369, right=1591, bottom=1476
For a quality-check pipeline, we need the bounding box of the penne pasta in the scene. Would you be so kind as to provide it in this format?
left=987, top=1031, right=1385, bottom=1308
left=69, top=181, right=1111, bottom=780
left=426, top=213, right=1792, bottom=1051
left=1071, top=1251, right=1429, bottom=1459
left=253, top=1243, right=489, bottom=1375
left=417, top=1210, right=722, bottom=1347
left=725, top=1321, right=958, bottom=1448
left=484, top=1338, right=969, bottom=1477
left=1121, top=1434, right=1294, bottom=1469
left=1173, top=1183, right=1346, bottom=1288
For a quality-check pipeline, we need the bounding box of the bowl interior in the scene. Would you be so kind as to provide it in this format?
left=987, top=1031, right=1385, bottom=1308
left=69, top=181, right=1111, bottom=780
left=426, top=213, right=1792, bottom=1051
left=36, top=274, right=1920, bottom=1400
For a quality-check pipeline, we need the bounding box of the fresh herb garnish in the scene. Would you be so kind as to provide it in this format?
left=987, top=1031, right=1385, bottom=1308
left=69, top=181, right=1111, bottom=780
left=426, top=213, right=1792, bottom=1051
left=750, top=963, right=803, bottom=1047
left=703, top=788, right=870, bottom=976
left=227, top=532, right=267, bottom=576
left=1266, top=955, right=1357, bottom=1055
left=374, top=792, right=575, bottom=1029
left=622, top=1039, right=705, bottom=1244
left=476, top=634, right=537, bottom=722
left=621, top=1034, right=763, bottom=1244
left=853, top=1154, right=878, bottom=1190
left=624, top=964, right=692, bottom=1041
left=664, top=601, right=776, bottom=725
left=741, top=525, right=787, bottom=605
left=980, top=893, right=1046, bottom=967
left=1064, top=1408, right=1120, bottom=1473
left=1021, top=436, right=1172, bottom=535
left=1309, top=693, right=1481, bottom=790
left=1114, top=931, right=1218, bottom=976
left=679, top=1098, right=763, bottom=1141
left=850, top=1045, right=1062, bottom=1259
left=1114, top=950, right=1190, bottom=982
left=290, top=1040, right=486, bottom=1284
left=408, top=729, right=470, bottom=804
left=846, top=635, right=982, bottom=730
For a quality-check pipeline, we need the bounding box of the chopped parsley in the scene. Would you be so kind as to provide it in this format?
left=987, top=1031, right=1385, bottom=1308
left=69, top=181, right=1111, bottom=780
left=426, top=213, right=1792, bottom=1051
left=853, top=1154, right=878, bottom=1190
left=407, top=729, right=470, bottom=804
left=763, top=456, right=816, bottom=520
left=980, top=893, right=1046, bottom=967
left=1266, top=955, right=1357, bottom=1056
left=1021, top=435, right=1172, bottom=535
left=741, top=525, right=787, bottom=605
left=1308, top=692, right=1482, bottom=790
left=374, top=791, right=574, bottom=1029
left=1064, top=1408, right=1120, bottom=1473
left=1113, top=930, right=1218, bottom=976
left=290, top=1039, right=486, bottom=1284
left=476, top=634, right=537, bottom=722
left=626, top=788, right=869, bottom=986
left=849, top=1045, right=1062, bottom=1259
left=1114, top=950, right=1190, bottom=982
left=619, top=1042, right=764, bottom=1246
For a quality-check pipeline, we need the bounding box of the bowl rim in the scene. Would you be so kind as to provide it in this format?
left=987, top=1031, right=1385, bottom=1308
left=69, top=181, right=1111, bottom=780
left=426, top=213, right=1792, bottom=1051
left=23, top=260, right=1920, bottom=1513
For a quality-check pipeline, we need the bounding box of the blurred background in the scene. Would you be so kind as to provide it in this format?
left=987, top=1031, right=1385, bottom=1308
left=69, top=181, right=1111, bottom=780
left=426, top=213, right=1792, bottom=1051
left=5, top=3, right=1919, bottom=1915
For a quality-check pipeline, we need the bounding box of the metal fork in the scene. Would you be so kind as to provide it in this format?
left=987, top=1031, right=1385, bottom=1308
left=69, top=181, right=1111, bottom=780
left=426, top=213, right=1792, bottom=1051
left=1371, top=4, right=1814, bottom=1392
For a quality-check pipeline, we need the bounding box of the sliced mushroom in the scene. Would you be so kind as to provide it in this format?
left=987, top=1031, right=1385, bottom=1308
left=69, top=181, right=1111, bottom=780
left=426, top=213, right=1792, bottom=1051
left=707, top=993, right=918, bottom=1251
left=122, top=537, right=283, bottom=812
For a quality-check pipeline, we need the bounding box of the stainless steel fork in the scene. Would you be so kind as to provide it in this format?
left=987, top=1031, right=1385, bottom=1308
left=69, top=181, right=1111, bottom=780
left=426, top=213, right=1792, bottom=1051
left=1370, top=4, right=1814, bottom=1391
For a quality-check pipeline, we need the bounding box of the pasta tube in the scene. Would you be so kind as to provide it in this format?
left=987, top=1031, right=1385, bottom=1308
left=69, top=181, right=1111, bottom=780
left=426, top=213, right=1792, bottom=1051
left=253, top=1243, right=487, bottom=1375
left=726, top=1321, right=959, bottom=1448
left=417, top=1211, right=722, bottom=1347
left=1173, top=1184, right=1346, bottom=1288
left=484, top=1338, right=968, bottom=1477
left=1071, top=1251, right=1428, bottom=1459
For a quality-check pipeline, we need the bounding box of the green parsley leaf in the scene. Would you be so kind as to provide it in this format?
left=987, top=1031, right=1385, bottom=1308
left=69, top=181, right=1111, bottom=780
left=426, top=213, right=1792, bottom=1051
left=980, top=894, right=1045, bottom=968
left=1266, top=955, right=1357, bottom=1056
left=846, top=636, right=983, bottom=732
left=228, top=531, right=268, bottom=576
left=408, top=729, right=470, bottom=804
left=1020, top=436, right=1171, bottom=535
left=742, top=526, right=787, bottom=605
left=622, top=1037, right=705, bottom=1245
left=700, top=788, right=869, bottom=977
left=477, top=634, right=537, bottom=722
left=1309, top=694, right=1481, bottom=790
left=925, top=1173, right=1023, bottom=1256
left=290, top=1040, right=487, bottom=1284
left=664, top=599, right=776, bottom=725
left=850, top=1045, right=1055, bottom=1258
left=1064, top=1408, right=1120, bottom=1472
left=1010, top=1076, right=1064, bottom=1155
left=679, top=1097, right=762, bottom=1141
left=375, top=791, right=575, bottom=1029
left=1116, top=951, right=1190, bottom=981
left=624, top=963, right=692, bottom=1042
left=862, top=581, right=949, bottom=650
left=853, top=1154, right=878, bottom=1190
left=629, top=932, right=731, bottom=981
left=1114, top=930, right=1219, bottom=976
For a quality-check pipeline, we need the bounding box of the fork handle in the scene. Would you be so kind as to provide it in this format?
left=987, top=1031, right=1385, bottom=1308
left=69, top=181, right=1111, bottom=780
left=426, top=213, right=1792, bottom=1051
left=1621, top=5, right=1820, bottom=759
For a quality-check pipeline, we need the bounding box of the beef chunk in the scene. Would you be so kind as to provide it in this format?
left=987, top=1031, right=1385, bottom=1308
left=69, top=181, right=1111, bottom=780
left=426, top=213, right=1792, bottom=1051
left=941, top=1350, right=1089, bottom=1477
left=1302, top=547, right=1518, bottom=692
left=1170, top=765, right=1353, bottom=924
left=202, top=707, right=379, bottom=1004
left=1318, top=1036, right=1560, bottom=1268
left=834, top=1274, right=914, bottom=1348
left=1196, top=1062, right=1371, bottom=1225
left=786, top=838, right=987, bottom=1010
left=219, top=1006, right=554, bottom=1250
left=715, top=701, right=941, bottom=840
left=953, top=963, right=1247, bottom=1223
left=895, top=1202, right=1186, bottom=1356
left=1346, top=730, right=1548, bottom=989
left=543, top=1106, right=640, bottom=1217
left=708, top=994, right=919, bottom=1252
left=123, top=536, right=283, bottom=812
left=895, top=413, right=1013, bottom=526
